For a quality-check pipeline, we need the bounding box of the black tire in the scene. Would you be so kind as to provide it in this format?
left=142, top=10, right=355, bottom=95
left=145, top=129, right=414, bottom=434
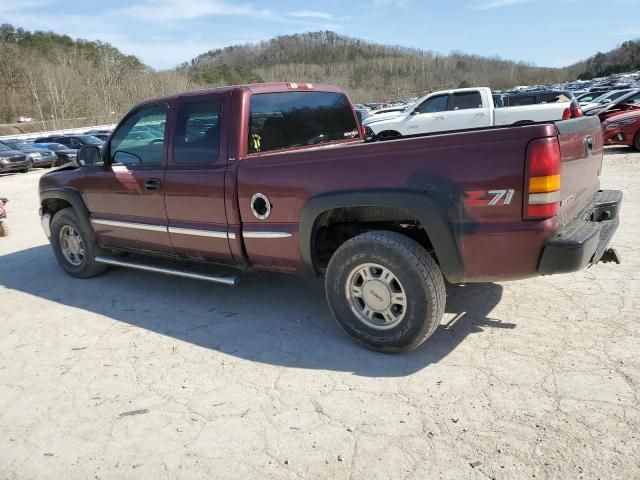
left=325, top=231, right=446, bottom=353
left=634, top=130, right=640, bottom=151
left=378, top=130, right=401, bottom=140
left=49, top=208, right=108, bottom=278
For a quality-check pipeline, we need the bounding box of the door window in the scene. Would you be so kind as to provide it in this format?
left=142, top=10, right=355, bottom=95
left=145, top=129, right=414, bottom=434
left=173, top=99, right=222, bottom=164
left=110, top=104, right=167, bottom=165
left=416, top=95, right=448, bottom=114
left=452, top=91, right=483, bottom=110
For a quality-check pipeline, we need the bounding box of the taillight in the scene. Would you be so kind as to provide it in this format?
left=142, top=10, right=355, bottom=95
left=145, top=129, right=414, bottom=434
left=572, top=104, right=583, bottom=118
left=562, top=107, right=571, bottom=120
left=525, top=137, right=561, bottom=219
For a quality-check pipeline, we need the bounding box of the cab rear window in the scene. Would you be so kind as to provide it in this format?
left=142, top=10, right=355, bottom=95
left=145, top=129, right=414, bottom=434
left=248, top=91, right=358, bottom=153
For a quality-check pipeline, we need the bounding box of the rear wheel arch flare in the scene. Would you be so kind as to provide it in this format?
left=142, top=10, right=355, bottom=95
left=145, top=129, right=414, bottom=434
left=299, top=190, right=464, bottom=283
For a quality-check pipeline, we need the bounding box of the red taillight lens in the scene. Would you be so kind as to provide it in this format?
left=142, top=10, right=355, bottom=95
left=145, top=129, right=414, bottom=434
left=572, top=104, right=583, bottom=118
left=562, top=107, right=571, bottom=120
left=525, top=137, right=561, bottom=220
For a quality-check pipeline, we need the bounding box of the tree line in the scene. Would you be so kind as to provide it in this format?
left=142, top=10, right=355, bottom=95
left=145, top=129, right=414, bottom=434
left=0, top=24, right=197, bottom=132
left=1, top=25, right=638, bottom=132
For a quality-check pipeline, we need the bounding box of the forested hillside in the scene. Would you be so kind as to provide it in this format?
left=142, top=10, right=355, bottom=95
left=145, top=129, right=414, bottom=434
left=0, top=24, right=196, bottom=130
left=185, top=31, right=573, bottom=102
left=1, top=24, right=639, bottom=132
left=574, top=40, right=640, bottom=79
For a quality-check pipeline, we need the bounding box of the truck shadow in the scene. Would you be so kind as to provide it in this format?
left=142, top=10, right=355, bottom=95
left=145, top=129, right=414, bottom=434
left=0, top=245, right=513, bottom=377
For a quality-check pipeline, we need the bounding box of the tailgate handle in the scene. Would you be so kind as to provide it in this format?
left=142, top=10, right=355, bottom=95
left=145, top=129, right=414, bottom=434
left=584, top=136, right=593, bottom=156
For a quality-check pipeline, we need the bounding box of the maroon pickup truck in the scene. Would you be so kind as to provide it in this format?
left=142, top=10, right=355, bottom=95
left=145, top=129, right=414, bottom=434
left=39, top=82, right=622, bottom=353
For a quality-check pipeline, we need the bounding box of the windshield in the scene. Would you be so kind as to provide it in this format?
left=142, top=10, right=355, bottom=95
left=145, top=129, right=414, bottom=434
left=16, top=143, right=36, bottom=150
left=0, top=144, right=11, bottom=152
left=41, top=143, right=68, bottom=150
left=77, top=135, right=103, bottom=145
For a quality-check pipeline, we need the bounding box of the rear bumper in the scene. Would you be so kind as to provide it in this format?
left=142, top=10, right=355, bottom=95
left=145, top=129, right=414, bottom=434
left=538, top=189, right=622, bottom=275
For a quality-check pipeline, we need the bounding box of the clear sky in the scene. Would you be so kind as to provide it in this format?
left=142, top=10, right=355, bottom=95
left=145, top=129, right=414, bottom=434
left=1, top=0, right=639, bottom=70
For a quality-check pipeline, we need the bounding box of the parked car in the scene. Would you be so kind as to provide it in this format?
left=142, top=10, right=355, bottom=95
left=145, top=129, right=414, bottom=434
left=580, top=89, right=634, bottom=110
left=33, top=135, right=104, bottom=149
left=0, top=143, right=30, bottom=173
left=585, top=89, right=640, bottom=118
left=39, top=82, right=621, bottom=353
left=364, top=87, right=581, bottom=138
left=503, top=90, right=576, bottom=107
left=0, top=197, right=8, bottom=236
left=602, top=110, right=640, bottom=150
left=0, top=140, right=57, bottom=168
left=33, top=143, right=78, bottom=166
left=84, top=130, right=112, bottom=141
left=577, top=90, right=612, bottom=105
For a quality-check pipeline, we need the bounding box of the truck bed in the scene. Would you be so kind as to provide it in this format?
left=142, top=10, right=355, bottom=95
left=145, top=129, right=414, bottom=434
left=237, top=117, right=604, bottom=282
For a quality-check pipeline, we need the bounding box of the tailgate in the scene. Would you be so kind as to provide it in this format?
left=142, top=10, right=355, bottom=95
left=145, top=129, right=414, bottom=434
left=555, top=116, right=603, bottom=226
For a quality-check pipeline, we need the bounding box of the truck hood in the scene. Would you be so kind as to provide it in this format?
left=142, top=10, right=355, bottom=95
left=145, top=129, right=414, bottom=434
left=362, top=111, right=406, bottom=125
left=602, top=109, right=640, bottom=125
left=0, top=150, right=26, bottom=158
left=363, top=114, right=407, bottom=127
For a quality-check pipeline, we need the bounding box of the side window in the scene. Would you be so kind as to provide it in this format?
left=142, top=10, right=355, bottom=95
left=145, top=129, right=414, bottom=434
left=627, top=93, right=640, bottom=105
left=110, top=104, right=167, bottom=165
left=417, top=95, right=448, bottom=114
left=248, top=91, right=358, bottom=154
left=453, top=91, right=483, bottom=110
left=69, top=138, right=82, bottom=148
left=173, top=98, right=222, bottom=164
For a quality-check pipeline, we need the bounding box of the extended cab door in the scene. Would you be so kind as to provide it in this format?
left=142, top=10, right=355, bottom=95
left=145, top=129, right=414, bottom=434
left=446, top=90, right=491, bottom=130
left=163, top=93, right=234, bottom=264
left=403, top=93, right=450, bottom=134
left=83, top=102, right=173, bottom=254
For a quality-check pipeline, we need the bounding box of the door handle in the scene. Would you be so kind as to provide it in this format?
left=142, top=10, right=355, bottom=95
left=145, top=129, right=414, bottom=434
left=144, top=178, right=162, bottom=191
left=435, top=116, right=446, bottom=120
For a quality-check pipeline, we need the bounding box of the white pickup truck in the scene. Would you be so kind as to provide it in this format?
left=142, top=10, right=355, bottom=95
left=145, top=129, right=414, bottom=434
left=363, top=87, right=580, bottom=138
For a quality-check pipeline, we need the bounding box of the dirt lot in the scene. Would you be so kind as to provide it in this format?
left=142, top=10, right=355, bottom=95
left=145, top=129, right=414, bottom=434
left=0, top=148, right=639, bottom=480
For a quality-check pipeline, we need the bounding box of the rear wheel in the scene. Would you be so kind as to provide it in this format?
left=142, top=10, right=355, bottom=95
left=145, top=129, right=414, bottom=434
left=634, top=130, right=640, bottom=151
left=50, top=208, right=108, bottom=278
left=325, top=231, right=446, bottom=353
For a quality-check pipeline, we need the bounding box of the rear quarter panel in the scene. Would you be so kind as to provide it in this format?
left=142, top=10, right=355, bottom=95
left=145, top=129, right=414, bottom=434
left=237, top=123, right=561, bottom=281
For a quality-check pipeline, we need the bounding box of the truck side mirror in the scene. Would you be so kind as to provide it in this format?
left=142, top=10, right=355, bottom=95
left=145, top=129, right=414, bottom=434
left=410, top=109, right=420, bottom=115
left=76, top=146, right=102, bottom=167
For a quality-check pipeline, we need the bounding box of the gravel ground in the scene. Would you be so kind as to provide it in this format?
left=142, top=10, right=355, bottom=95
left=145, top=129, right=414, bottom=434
left=0, top=148, right=639, bottom=480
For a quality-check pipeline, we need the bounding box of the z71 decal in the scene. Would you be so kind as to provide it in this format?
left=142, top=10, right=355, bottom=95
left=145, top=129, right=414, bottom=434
left=464, top=189, right=515, bottom=207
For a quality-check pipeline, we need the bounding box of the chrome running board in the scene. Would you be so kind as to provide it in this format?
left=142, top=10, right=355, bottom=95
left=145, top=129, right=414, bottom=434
left=95, top=256, right=237, bottom=286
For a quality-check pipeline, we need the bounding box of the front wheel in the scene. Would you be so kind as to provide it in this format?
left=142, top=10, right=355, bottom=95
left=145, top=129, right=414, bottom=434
left=50, top=208, right=108, bottom=278
left=325, top=231, right=446, bottom=353
left=634, top=130, right=640, bottom=151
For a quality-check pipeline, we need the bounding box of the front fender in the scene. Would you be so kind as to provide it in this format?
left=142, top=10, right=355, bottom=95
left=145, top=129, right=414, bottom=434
left=40, top=187, right=95, bottom=240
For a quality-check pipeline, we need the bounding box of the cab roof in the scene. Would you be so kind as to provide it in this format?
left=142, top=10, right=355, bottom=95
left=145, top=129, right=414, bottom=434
left=135, top=82, right=347, bottom=107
